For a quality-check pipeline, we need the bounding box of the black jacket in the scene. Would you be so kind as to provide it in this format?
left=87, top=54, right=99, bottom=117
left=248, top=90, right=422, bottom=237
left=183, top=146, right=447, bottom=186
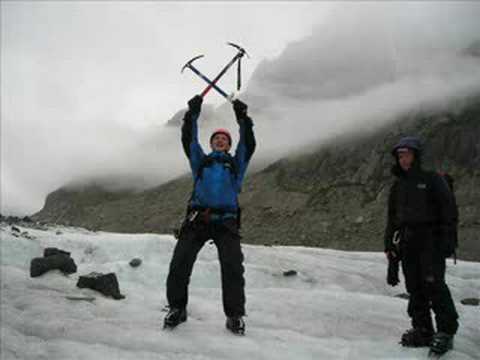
left=384, top=163, right=457, bottom=252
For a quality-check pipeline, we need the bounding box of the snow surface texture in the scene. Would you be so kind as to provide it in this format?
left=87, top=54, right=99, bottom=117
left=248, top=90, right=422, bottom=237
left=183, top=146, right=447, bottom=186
left=1, top=225, right=479, bottom=360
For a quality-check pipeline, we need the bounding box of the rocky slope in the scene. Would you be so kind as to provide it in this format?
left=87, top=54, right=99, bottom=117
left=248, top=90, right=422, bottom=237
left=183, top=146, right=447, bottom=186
left=33, top=96, right=480, bottom=261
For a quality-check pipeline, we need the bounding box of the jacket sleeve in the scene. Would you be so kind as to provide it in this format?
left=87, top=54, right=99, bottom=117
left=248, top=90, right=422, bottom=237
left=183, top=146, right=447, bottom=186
left=181, top=109, right=205, bottom=176
left=234, top=115, right=256, bottom=186
left=384, top=182, right=399, bottom=252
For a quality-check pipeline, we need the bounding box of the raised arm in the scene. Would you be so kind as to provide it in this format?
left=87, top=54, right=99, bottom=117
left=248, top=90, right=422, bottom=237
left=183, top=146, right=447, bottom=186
left=181, top=95, right=205, bottom=175
left=233, top=100, right=256, bottom=184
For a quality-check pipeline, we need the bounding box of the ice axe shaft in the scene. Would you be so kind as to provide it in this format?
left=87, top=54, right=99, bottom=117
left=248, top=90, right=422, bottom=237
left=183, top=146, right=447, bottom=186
left=181, top=55, right=232, bottom=102
left=187, top=64, right=231, bottom=101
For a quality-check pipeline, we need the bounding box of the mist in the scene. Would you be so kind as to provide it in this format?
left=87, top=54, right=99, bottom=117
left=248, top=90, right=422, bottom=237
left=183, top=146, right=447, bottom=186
left=245, top=2, right=480, bottom=162
left=2, top=2, right=480, bottom=216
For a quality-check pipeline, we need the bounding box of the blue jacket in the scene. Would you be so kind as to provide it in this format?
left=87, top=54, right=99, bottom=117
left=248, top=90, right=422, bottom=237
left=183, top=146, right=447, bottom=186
left=181, top=110, right=256, bottom=213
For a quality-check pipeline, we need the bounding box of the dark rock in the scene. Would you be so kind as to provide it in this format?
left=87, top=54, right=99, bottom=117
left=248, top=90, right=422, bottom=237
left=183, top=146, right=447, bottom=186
left=77, top=272, right=125, bottom=300
left=56, top=231, right=63, bottom=235
left=129, top=258, right=142, bottom=268
left=30, top=254, right=77, bottom=277
left=283, top=270, right=298, bottom=277
left=461, top=298, right=479, bottom=306
left=394, top=293, right=410, bottom=300
left=44, top=247, right=71, bottom=257
left=11, top=226, right=20, bottom=233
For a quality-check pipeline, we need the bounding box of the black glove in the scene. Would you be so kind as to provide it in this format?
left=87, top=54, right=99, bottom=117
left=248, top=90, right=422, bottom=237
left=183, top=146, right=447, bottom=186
left=439, top=227, right=457, bottom=258
left=233, top=99, right=248, bottom=120
left=386, top=252, right=400, bottom=287
left=188, top=95, right=203, bottom=114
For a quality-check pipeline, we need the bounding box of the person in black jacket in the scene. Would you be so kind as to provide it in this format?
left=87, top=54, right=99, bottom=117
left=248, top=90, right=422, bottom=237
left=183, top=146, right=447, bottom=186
left=384, top=136, right=459, bottom=356
left=164, top=95, right=255, bottom=335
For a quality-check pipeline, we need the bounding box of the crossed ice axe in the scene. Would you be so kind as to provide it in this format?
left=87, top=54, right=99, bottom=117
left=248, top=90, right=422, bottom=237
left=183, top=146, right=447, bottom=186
left=181, top=42, right=248, bottom=103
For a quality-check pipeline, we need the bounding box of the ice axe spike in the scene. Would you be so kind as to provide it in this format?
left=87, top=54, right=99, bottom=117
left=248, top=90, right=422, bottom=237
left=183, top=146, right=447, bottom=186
left=200, top=42, right=248, bottom=98
left=181, top=55, right=232, bottom=102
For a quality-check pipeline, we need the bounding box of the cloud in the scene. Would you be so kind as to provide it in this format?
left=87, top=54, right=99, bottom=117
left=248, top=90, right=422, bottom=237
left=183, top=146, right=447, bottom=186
left=242, top=1, right=480, bottom=162
left=249, top=2, right=480, bottom=100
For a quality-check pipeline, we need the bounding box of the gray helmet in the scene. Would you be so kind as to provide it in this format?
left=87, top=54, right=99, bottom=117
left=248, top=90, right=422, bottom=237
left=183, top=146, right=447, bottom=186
left=391, top=136, right=423, bottom=156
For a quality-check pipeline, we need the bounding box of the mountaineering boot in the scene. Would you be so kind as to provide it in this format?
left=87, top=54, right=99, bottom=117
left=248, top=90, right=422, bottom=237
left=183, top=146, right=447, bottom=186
left=400, top=327, right=433, bottom=347
left=163, top=307, right=187, bottom=329
left=429, top=332, right=454, bottom=356
left=226, top=316, right=245, bottom=335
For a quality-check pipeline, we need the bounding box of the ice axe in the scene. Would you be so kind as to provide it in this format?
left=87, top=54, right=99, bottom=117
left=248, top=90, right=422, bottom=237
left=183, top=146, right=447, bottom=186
left=182, top=42, right=249, bottom=100
left=181, top=55, right=232, bottom=102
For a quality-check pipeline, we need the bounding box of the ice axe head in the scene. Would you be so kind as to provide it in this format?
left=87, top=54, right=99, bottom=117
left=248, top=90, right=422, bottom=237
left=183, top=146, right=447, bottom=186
left=181, top=55, right=204, bottom=73
left=227, top=42, right=249, bottom=58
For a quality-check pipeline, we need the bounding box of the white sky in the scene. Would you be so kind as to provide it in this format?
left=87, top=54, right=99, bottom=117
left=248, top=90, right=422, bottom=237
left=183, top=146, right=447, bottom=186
left=2, top=225, right=479, bottom=359
left=1, top=1, right=327, bottom=126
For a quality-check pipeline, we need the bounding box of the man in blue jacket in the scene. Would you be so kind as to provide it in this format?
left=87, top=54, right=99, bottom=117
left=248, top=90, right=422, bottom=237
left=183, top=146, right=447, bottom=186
left=164, top=95, right=256, bottom=335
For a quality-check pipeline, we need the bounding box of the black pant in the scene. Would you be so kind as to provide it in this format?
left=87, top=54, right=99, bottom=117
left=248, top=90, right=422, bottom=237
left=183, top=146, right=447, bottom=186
left=401, top=228, right=459, bottom=335
left=166, top=218, right=245, bottom=317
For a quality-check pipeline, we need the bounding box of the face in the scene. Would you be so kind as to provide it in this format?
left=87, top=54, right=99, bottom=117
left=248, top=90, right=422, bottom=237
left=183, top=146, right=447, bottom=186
left=398, top=149, right=415, bottom=171
left=211, top=133, right=231, bottom=152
